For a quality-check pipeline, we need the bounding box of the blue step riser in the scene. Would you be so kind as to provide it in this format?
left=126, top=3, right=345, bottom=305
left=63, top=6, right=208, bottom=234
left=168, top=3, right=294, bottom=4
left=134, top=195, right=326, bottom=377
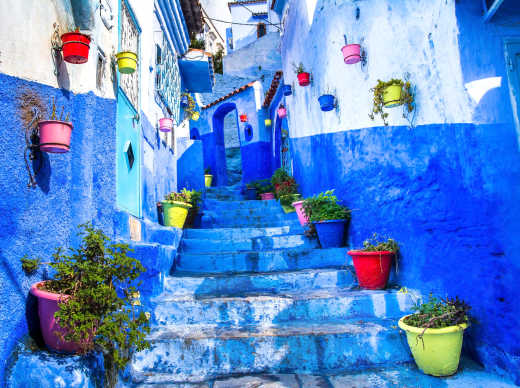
left=203, top=207, right=294, bottom=218
left=163, top=269, right=354, bottom=297
left=183, top=225, right=299, bottom=240
left=203, top=199, right=282, bottom=210
left=175, top=248, right=351, bottom=275
left=153, top=293, right=413, bottom=327
left=131, top=327, right=411, bottom=383
left=180, top=235, right=319, bottom=253
left=201, top=219, right=302, bottom=228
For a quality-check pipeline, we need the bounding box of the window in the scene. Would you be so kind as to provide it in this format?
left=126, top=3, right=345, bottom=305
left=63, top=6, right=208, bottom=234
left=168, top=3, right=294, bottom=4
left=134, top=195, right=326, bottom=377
left=96, top=48, right=106, bottom=91
left=257, top=23, right=266, bottom=38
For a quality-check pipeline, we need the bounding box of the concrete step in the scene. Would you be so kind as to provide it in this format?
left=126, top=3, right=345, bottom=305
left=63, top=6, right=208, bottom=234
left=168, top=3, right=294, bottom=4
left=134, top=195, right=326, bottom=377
left=152, top=289, right=412, bottom=327
left=183, top=225, right=303, bottom=240
left=179, top=234, right=318, bottom=253
left=174, top=247, right=351, bottom=275
left=203, top=198, right=282, bottom=211
left=162, top=268, right=355, bottom=298
left=130, top=319, right=411, bottom=384
left=201, top=216, right=302, bottom=229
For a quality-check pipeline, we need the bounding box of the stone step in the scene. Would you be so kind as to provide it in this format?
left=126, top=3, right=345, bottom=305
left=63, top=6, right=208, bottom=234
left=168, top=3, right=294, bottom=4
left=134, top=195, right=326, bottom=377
left=183, top=225, right=302, bottom=240
left=174, top=247, right=351, bottom=275
left=152, top=289, right=412, bottom=327
left=203, top=198, right=282, bottom=211
left=163, top=268, right=355, bottom=298
left=131, top=358, right=519, bottom=388
left=130, top=319, right=411, bottom=384
left=202, top=206, right=292, bottom=220
left=179, top=234, right=318, bottom=253
left=201, top=216, right=302, bottom=229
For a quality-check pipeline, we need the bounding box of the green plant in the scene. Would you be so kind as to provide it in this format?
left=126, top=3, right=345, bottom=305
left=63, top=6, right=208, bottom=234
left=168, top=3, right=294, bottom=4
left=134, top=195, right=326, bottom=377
left=21, top=255, right=40, bottom=274
left=20, top=223, right=150, bottom=386
left=182, top=93, right=196, bottom=117
left=164, top=191, right=189, bottom=204
left=361, top=233, right=399, bottom=253
left=204, top=167, right=212, bottom=175
left=271, top=168, right=291, bottom=187
left=213, top=47, right=224, bottom=74
left=368, top=78, right=415, bottom=126
left=276, top=177, right=298, bottom=197
left=181, top=188, right=202, bottom=211
left=48, top=97, right=70, bottom=122
left=302, top=190, right=350, bottom=222
left=189, top=37, right=205, bottom=50
left=404, top=293, right=471, bottom=330
left=248, top=179, right=273, bottom=194
left=292, top=62, right=306, bottom=75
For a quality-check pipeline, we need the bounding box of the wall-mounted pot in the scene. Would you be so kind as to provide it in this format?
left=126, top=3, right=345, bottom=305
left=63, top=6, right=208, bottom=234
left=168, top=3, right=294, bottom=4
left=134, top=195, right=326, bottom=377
left=282, top=84, right=292, bottom=96
left=61, top=32, right=91, bottom=64
left=159, top=118, right=173, bottom=132
left=383, top=84, right=403, bottom=108
left=318, top=94, right=335, bottom=111
left=239, top=114, right=248, bottom=122
left=297, top=72, right=311, bottom=86
left=277, top=106, right=287, bottom=118
left=38, top=120, right=73, bottom=153
left=341, top=44, right=361, bottom=65
left=265, top=119, right=272, bottom=126
left=116, top=51, right=138, bottom=74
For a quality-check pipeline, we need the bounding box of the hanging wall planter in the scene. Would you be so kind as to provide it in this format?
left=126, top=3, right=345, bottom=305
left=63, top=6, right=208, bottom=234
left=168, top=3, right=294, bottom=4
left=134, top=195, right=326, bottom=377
left=277, top=105, right=287, bottom=118
left=239, top=114, right=248, bottom=122
left=191, top=111, right=200, bottom=121
left=369, top=78, right=415, bottom=126
left=293, top=62, right=310, bottom=86
left=116, top=51, right=138, bottom=74
left=318, top=94, right=335, bottom=112
left=61, top=31, right=91, bottom=64
left=265, top=119, right=272, bottom=126
left=38, top=120, right=73, bottom=153
left=341, top=44, right=361, bottom=65
left=159, top=118, right=173, bottom=132
left=282, top=84, right=292, bottom=96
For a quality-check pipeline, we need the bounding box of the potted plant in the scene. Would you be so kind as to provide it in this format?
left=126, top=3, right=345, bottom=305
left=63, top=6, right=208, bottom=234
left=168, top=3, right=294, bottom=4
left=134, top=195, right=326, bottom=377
left=293, top=62, right=311, bottom=86
left=369, top=78, right=415, bottom=126
left=159, top=117, right=173, bottom=132
left=270, top=168, right=291, bottom=195
left=271, top=169, right=299, bottom=213
left=115, top=51, right=138, bottom=74
left=21, top=223, right=150, bottom=385
left=255, top=179, right=275, bottom=200
left=239, top=114, right=248, bottom=122
left=292, top=199, right=309, bottom=227
left=282, top=84, right=292, bottom=96
left=398, top=293, right=470, bottom=377
left=38, top=98, right=73, bottom=153
left=182, top=188, right=202, bottom=228
left=204, top=167, right=213, bottom=188
left=265, top=119, right=272, bottom=126
left=318, top=89, right=336, bottom=112
left=162, top=191, right=192, bottom=228
left=302, top=190, right=351, bottom=248
left=341, top=43, right=361, bottom=65
left=277, top=104, right=287, bottom=118
left=61, top=28, right=91, bottom=64
left=245, top=182, right=258, bottom=200
left=348, top=234, right=399, bottom=289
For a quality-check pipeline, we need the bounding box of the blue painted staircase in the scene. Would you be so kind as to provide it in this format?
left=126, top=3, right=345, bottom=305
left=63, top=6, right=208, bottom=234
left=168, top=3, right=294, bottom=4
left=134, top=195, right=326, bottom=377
left=128, top=186, right=417, bottom=386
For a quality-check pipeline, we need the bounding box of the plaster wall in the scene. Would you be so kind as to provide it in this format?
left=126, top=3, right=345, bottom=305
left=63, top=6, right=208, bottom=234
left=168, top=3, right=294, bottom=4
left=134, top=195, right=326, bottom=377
left=0, top=0, right=117, bottom=99
left=280, top=0, right=520, bottom=383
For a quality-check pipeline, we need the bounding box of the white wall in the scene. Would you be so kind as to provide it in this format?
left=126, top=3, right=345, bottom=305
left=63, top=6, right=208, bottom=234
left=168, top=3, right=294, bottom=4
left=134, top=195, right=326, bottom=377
left=280, top=0, right=474, bottom=139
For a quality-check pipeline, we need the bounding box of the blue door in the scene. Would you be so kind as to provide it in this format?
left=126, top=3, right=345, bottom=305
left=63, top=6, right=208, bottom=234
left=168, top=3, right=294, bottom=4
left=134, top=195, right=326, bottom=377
left=505, top=40, right=520, bottom=133
left=116, top=0, right=141, bottom=217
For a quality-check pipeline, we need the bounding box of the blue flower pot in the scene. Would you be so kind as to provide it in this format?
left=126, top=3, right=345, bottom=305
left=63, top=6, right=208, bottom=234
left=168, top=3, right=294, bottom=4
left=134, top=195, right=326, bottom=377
left=180, top=95, right=189, bottom=108
left=245, top=187, right=257, bottom=200
left=318, top=94, right=335, bottom=111
left=283, top=84, right=292, bottom=96
left=314, top=219, right=347, bottom=248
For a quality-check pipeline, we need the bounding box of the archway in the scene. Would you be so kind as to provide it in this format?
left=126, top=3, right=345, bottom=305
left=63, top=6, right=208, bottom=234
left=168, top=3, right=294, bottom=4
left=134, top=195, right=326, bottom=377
left=212, top=102, right=243, bottom=186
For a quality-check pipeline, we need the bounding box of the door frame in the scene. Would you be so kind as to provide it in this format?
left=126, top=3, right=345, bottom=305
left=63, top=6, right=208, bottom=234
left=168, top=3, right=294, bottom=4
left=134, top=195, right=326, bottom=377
left=504, top=38, right=520, bottom=142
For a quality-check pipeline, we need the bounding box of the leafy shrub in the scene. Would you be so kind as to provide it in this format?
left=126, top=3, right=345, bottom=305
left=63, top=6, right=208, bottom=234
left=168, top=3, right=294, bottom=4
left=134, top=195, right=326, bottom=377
left=271, top=168, right=291, bottom=187
left=369, top=78, right=415, bottom=126
left=204, top=167, right=212, bottom=175
left=302, top=190, right=350, bottom=222
left=404, top=294, right=471, bottom=329
left=181, top=188, right=202, bottom=211
left=164, top=191, right=189, bottom=204
left=361, top=233, right=399, bottom=253
left=248, top=179, right=273, bottom=194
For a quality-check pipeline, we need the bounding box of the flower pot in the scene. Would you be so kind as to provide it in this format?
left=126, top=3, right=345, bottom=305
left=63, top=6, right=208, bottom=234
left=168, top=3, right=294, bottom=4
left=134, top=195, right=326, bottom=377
left=245, top=187, right=257, bottom=200
left=383, top=84, right=403, bottom=108
left=180, top=95, right=189, bottom=107
left=260, top=192, right=275, bottom=200
left=341, top=44, right=361, bottom=65
left=30, top=282, right=82, bottom=353
left=297, top=72, right=311, bottom=86
left=277, top=107, right=287, bottom=118
left=239, top=114, right=248, bottom=122
left=318, top=94, right=335, bottom=111
left=279, top=194, right=300, bottom=213
left=191, top=111, right=200, bottom=121
left=205, top=174, right=213, bottom=188
left=283, top=84, right=292, bottom=96
left=348, top=250, right=393, bottom=289
left=159, top=118, right=173, bottom=132
left=116, top=51, right=138, bottom=74
left=61, top=32, right=91, bottom=64
left=38, top=120, right=73, bottom=153
left=398, top=315, right=468, bottom=376
left=161, top=200, right=192, bottom=228
left=292, top=200, right=309, bottom=226
left=314, top=220, right=346, bottom=248
left=265, top=119, right=272, bottom=126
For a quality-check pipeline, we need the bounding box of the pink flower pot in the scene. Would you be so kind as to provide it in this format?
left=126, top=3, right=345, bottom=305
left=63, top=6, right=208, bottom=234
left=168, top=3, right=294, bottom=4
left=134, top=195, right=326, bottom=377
left=159, top=118, right=173, bottom=132
left=292, top=200, right=309, bottom=226
left=30, top=281, right=82, bottom=353
left=341, top=44, right=361, bottom=65
left=38, top=120, right=73, bottom=153
left=260, top=192, right=275, bottom=200
left=278, top=107, right=287, bottom=118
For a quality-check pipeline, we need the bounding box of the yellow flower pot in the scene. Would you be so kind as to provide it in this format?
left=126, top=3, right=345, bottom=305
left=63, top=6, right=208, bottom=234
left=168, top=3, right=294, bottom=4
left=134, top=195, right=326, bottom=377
left=265, top=119, right=272, bottom=126
left=204, top=174, right=213, bottom=188
left=191, top=111, right=200, bottom=121
left=161, top=201, right=191, bottom=228
left=383, top=84, right=403, bottom=108
left=398, top=315, right=468, bottom=377
left=116, top=51, right=138, bottom=74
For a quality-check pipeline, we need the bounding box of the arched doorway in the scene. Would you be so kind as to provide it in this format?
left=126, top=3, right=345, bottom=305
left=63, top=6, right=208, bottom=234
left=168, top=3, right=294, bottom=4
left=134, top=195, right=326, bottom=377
left=273, top=115, right=291, bottom=173
left=212, top=102, right=243, bottom=186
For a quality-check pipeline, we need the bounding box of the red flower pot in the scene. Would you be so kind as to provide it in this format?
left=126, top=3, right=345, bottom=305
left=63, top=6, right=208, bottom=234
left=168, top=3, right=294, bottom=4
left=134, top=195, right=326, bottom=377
left=348, top=250, right=393, bottom=290
left=297, top=72, right=310, bottom=86
left=239, top=114, right=248, bottom=122
left=260, top=192, right=275, bottom=200
left=61, top=32, right=91, bottom=64
left=38, top=120, right=73, bottom=153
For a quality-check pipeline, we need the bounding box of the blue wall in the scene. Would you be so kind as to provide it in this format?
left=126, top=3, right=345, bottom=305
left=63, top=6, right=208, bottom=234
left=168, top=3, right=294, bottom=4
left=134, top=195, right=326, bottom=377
left=0, top=73, right=117, bottom=384
left=177, top=138, right=204, bottom=192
